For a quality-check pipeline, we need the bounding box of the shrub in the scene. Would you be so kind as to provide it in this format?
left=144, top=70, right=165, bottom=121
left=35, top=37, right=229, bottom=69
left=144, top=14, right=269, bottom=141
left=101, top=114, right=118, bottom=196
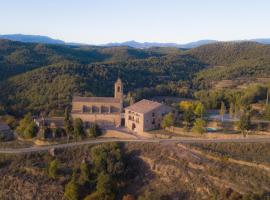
left=161, top=112, right=174, bottom=129
left=79, top=162, right=90, bottom=185
left=23, top=121, right=38, bottom=139
left=16, top=113, right=38, bottom=139
left=87, top=124, right=102, bottom=138
left=73, top=118, right=84, bottom=138
left=48, top=159, right=58, bottom=179
left=192, top=118, right=207, bottom=134
left=64, top=179, right=79, bottom=200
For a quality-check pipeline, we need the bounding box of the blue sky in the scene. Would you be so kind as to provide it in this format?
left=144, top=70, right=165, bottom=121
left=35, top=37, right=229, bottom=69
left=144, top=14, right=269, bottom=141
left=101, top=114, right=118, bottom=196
left=0, top=0, right=269, bottom=44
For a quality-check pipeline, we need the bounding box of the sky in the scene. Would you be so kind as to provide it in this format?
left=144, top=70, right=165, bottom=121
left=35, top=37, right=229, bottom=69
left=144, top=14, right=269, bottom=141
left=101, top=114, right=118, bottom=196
left=0, top=0, right=270, bottom=44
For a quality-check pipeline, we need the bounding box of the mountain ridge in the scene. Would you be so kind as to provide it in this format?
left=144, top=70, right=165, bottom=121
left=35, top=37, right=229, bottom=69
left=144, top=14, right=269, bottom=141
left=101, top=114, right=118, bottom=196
left=1, top=34, right=270, bottom=48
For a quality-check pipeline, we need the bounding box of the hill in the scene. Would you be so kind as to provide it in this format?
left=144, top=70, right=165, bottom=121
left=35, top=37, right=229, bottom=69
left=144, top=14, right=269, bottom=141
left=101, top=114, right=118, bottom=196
left=188, top=42, right=270, bottom=89
left=0, top=34, right=65, bottom=44
left=0, top=55, right=205, bottom=115
left=1, top=40, right=270, bottom=115
left=0, top=40, right=164, bottom=81
left=0, top=142, right=269, bottom=199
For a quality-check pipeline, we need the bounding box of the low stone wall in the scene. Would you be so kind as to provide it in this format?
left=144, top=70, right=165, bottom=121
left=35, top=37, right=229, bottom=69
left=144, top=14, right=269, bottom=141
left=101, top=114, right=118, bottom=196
left=72, top=113, right=121, bottom=127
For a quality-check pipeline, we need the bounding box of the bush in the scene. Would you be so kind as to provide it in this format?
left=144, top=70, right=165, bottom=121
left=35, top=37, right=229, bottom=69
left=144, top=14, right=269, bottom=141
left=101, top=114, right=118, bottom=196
left=95, top=172, right=115, bottom=200
left=87, top=124, right=102, bottom=138
left=23, top=121, right=38, bottom=139
left=161, top=112, right=174, bottom=129
left=64, top=179, right=79, bottom=200
left=16, top=113, right=38, bottom=139
left=238, top=112, right=251, bottom=134
left=73, top=118, right=84, bottom=138
left=48, top=159, right=58, bottom=179
left=192, top=118, right=207, bottom=134
left=79, top=162, right=90, bottom=185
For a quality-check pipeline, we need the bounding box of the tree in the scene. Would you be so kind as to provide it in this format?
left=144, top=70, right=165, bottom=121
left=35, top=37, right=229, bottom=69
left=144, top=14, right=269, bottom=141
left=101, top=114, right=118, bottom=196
left=229, top=102, right=235, bottom=118
left=64, top=108, right=73, bottom=135
left=73, top=118, right=84, bottom=138
left=16, top=113, right=38, bottom=139
left=161, top=112, right=174, bottom=129
left=23, top=121, right=38, bottom=139
left=238, top=112, right=251, bottom=136
left=96, top=172, right=115, bottom=200
left=48, top=159, right=58, bottom=179
left=264, top=105, right=270, bottom=120
left=64, top=179, right=79, bottom=200
left=220, top=102, right=226, bottom=122
left=179, top=101, right=194, bottom=112
left=87, top=124, right=102, bottom=138
left=194, top=102, right=206, bottom=118
left=192, top=118, right=207, bottom=134
left=90, top=143, right=124, bottom=176
left=79, top=161, right=90, bottom=185
left=183, top=107, right=194, bottom=127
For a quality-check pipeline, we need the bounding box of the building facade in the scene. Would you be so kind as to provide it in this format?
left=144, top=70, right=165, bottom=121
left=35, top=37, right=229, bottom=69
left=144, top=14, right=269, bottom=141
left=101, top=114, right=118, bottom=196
left=125, top=99, right=172, bottom=133
left=71, top=79, right=123, bottom=128
left=0, top=120, right=14, bottom=141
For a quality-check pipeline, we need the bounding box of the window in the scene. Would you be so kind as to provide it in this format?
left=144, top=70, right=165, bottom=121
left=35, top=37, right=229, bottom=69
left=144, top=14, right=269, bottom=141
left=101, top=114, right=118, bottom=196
left=117, top=86, right=120, bottom=92
left=152, top=112, right=155, bottom=117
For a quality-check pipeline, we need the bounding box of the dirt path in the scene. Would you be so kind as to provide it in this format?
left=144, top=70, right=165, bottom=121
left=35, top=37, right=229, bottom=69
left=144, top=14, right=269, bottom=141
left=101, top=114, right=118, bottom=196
left=1, top=137, right=270, bottom=154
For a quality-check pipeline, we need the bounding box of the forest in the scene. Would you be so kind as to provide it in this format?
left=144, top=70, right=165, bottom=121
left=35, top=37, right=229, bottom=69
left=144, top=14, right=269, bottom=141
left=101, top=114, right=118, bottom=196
left=0, top=39, right=270, bottom=116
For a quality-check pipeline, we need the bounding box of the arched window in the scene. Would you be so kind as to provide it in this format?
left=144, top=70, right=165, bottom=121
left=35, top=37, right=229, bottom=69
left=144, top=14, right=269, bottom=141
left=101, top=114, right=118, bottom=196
left=117, top=86, right=120, bottom=92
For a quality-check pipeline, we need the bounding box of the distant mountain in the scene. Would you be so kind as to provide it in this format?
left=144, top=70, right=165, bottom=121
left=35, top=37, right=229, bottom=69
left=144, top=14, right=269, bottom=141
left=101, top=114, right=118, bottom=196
left=179, top=40, right=218, bottom=48
left=0, top=34, right=65, bottom=44
left=104, top=40, right=218, bottom=49
left=1, top=33, right=270, bottom=48
left=252, top=38, right=270, bottom=44
left=104, top=40, right=181, bottom=48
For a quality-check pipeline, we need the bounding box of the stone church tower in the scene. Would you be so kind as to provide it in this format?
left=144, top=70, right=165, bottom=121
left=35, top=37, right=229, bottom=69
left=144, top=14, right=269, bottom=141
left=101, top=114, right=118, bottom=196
left=114, top=78, right=123, bottom=112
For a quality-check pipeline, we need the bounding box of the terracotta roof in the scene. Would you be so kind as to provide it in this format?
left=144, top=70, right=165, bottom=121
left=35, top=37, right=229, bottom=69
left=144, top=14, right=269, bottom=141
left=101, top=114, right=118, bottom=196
left=73, top=96, right=120, bottom=103
left=125, top=99, right=163, bottom=114
left=0, top=121, right=11, bottom=131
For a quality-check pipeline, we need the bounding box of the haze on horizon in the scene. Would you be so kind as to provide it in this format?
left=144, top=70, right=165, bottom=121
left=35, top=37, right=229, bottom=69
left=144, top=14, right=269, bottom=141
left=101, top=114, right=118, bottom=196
left=1, top=0, right=270, bottom=44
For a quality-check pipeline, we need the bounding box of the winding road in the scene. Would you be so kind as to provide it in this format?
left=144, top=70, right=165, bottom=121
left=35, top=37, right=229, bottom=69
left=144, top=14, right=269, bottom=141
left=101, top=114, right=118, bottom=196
left=1, top=137, right=270, bottom=154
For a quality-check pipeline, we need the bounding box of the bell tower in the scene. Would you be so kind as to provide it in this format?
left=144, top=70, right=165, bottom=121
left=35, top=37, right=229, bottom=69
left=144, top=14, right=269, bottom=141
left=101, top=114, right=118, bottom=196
left=114, top=78, right=123, bottom=100
left=114, top=78, right=123, bottom=112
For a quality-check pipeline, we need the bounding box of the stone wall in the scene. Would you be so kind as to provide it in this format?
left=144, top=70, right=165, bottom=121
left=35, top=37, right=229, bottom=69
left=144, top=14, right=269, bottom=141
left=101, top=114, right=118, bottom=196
left=125, top=105, right=172, bottom=133
left=72, top=113, right=121, bottom=128
left=143, top=105, right=172, bottom=131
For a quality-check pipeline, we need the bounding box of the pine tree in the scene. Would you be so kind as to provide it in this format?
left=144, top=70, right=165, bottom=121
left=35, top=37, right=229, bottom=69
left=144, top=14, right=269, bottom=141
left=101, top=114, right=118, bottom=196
left=220, top=102, right=226, bottom=122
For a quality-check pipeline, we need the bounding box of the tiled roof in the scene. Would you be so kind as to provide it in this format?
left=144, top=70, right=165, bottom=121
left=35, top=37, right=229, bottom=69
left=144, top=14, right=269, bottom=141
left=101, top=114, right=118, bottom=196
left=73, top=96, right=120, bottom=103
left=125, top=99, right=163, bottom=114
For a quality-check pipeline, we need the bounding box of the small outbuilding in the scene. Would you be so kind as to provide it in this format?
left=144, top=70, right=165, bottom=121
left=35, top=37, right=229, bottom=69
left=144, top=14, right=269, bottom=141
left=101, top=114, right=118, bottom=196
left=0, top=120, right=14, bottom=141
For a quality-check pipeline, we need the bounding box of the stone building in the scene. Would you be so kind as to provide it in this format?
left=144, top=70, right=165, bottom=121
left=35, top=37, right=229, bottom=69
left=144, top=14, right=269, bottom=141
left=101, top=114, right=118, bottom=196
left=71, top=79, right=123, bottom=128
left=34, top=117, right=66, bottom=139
left=125, top=99, right=172, bottom=133
left=0, top=120, right=14, bottom=141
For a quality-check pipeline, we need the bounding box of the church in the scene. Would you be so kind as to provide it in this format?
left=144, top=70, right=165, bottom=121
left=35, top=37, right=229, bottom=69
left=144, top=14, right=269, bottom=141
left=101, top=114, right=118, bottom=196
left=71, top=78, right=124, bottom=128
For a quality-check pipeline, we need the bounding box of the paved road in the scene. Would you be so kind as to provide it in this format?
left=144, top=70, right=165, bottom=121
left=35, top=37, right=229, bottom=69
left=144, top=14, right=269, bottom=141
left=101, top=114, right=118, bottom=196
left=1, top=137, right=270, bottom=154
